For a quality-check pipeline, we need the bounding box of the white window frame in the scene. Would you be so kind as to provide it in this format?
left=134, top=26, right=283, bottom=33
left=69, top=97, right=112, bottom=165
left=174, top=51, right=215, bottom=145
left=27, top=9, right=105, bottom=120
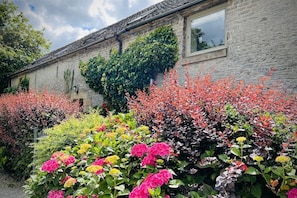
left=186, top=4, right=227, bottom=57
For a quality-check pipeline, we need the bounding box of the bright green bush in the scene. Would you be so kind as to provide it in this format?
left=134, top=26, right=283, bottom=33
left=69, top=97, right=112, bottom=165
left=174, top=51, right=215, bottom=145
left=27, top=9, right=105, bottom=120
left=25, top=112, right=178, bottom=197
left=79, top=25, right=178, bottom=112
left=32, top=111, right=106, bottom=169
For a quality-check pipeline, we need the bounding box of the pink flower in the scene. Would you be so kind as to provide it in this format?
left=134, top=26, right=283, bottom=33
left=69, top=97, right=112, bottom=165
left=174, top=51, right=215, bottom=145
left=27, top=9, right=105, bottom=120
left=129, top=185, right=150, bottom=198
left=149, top=142, right=170, bottom=157
left=131, top=143, right=148, bottom=157
left=93, top=158, right=107, bottom=166
left=41, top=159, right=60, bottom=173
left=77, top=196, right=88, bottom=198
left=63, top=155, right=76, bottom=166
left=130, top=169, right=173, bottom=198
left=47, top=190, right=64, bottom=198
left=141, top=154, right=157, bottom=167
left=157, top=169, right=173, bottom=184
left=287, top=188, right=297, bottom=198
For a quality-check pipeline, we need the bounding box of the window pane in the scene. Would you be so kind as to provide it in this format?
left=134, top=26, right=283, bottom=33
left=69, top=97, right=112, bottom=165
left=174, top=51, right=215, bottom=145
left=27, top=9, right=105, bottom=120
left=190, top=10, right=225, bottom=53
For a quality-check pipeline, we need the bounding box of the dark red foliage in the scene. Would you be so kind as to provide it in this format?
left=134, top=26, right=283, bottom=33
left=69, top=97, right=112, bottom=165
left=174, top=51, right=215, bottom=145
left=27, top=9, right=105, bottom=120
left=128, top=69, right=297, bottom=164
left=0, top=90, right=79, bottom=177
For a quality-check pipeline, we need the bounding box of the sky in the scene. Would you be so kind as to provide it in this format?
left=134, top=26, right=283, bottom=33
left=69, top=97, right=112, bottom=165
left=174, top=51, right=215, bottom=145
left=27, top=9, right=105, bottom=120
left=10, top=0, right=164, bottom=52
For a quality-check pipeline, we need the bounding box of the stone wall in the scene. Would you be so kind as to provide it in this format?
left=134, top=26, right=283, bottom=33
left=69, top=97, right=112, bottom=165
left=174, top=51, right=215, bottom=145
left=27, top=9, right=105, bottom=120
left=11, top=0, right=297, bottom=110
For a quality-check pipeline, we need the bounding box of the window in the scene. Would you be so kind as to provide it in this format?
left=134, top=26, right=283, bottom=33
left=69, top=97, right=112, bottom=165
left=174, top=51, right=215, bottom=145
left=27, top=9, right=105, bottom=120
left=187, top=6, right=226, bottom=56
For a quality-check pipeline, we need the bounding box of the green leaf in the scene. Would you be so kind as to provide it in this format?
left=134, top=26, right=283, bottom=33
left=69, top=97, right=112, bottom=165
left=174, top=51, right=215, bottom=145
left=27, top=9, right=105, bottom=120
left=245, top=167, right=260, bottom=175
left=189, top=191, right=200, bottom=198
left=272, top=167, right=284, bottom=177
left=251, top=183, right=262, bottom=198
left=114, top=184, right=125, bottom=192
left=169, top=179, right=184, bottom=188
left=231, top=147, right=240, bottom=157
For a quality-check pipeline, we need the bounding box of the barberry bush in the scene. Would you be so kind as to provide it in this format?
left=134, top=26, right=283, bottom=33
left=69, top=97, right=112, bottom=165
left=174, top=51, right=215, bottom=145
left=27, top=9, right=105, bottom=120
left=128, top=69, right=297, bottom=197
left=0, top=90, right=79, bottom=179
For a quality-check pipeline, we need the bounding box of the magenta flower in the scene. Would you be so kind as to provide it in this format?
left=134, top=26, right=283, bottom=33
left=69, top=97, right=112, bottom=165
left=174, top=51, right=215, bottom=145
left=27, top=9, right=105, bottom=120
left=129, top=185, right=150, bottom=198
left=131, top=143, right=148, bottom=157
left=141, top=154, right=157, bottom=167
left=47, top=190, right=64, bottom=198
left=41, top=159, right=60, bottom=173
left=287, top=188, right=297, bottom=198
left=63, top=155, right=76, bottom=166
left=149, top=142, right=170, bottom=157
left=93, top=158, right=107, bottom=166
left=130, top=169, right=173, bottom=198
left=157, top=169, right=173, bottom=184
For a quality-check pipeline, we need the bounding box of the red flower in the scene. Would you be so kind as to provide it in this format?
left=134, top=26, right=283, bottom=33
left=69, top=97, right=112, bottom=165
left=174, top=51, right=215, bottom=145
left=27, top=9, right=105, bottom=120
left=131, top=143, right=148, bottom=157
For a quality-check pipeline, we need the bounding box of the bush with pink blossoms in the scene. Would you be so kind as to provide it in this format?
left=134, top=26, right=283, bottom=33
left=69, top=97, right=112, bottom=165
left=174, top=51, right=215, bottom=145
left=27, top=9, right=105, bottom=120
left=25, top=112, right=177, bottom=198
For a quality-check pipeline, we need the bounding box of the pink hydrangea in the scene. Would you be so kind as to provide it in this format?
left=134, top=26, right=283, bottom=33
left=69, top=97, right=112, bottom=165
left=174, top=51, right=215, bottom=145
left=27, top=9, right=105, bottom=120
left=41, top=159, right=60, bottom=173
left=129, top=169, right=173, bottom=198
left=131, top=143, right=148, bottom=157
left=129, top=185, right=150, bottom=198
left=156, top=169, right=173, bottom=184
left=63, top=155, right=76, bottom=166
left=287, top=188, right=297, bottom=198
left=47, top=190, right=64, bottom=198
left=93, top=158, right=107, bottom=166
left=141, top=154, right=157, bottom=167
left=149, top=142, right=170, bottom=157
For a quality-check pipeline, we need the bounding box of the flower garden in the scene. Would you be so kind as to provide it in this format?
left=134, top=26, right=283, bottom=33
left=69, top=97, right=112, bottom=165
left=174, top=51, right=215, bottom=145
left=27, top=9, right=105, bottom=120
left=0, top=69, right=296, bottom=198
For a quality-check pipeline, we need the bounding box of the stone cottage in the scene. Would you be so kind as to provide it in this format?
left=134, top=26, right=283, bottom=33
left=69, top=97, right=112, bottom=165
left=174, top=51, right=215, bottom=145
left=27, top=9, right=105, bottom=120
left=9, top=0, right=297, bottom=110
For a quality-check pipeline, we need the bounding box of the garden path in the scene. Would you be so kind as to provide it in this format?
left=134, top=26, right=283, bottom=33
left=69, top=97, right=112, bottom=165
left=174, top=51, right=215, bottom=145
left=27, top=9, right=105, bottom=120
left=0, top=171, right=26, bottom=198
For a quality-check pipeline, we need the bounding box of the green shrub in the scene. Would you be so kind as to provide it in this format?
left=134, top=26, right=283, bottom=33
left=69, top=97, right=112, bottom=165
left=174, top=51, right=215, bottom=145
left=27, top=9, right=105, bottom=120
left=79, top=25, right=178, bottom=112
left=128, top=69, right=297, bottom=197
left=25, top=112, right=177, bottom=197
left=0, top=90, right=79, bottom=179
left=32, top=111, right=106, bottom=169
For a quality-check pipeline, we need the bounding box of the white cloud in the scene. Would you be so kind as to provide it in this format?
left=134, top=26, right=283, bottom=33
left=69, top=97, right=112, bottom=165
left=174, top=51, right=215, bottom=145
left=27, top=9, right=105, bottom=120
left=11, top=0, right=165, bottom=52
left=89, top=0, right=117, bottom=26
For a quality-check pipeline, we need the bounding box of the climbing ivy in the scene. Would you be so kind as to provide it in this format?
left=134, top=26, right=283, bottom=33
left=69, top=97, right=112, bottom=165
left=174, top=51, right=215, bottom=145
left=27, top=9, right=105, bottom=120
left=79, top=26, right=178, bottom=112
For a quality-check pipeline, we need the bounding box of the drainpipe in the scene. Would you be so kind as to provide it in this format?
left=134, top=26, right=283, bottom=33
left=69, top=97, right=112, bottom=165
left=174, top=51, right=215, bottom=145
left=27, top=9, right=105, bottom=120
left=115, top=34, right=123, bottom=55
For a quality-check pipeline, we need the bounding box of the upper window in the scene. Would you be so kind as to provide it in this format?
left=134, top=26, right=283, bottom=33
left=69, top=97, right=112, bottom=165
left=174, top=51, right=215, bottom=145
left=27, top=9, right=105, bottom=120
left=187, top=7, right=225, bottom=56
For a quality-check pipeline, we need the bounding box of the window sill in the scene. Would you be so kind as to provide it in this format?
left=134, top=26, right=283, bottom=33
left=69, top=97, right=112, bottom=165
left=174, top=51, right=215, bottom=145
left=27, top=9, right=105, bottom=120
left=183, top=47, right=227, bottom=65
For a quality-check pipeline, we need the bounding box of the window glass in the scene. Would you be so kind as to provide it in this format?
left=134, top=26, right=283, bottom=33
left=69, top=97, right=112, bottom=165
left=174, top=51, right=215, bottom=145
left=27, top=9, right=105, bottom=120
left=190, top=9, right=225, bottom=53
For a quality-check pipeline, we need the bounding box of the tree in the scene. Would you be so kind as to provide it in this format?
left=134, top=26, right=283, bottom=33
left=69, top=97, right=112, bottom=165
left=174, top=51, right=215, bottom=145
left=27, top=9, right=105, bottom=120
left=0, top=0, right=51, bottom=93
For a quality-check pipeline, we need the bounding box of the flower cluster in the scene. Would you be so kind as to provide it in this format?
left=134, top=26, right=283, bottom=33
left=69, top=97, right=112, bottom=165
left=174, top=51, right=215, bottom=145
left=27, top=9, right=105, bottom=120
left=129, top=169, right=173, bottom=198
left=41, top=152, right=76, bottom=173
left=131, top=142, right=171, bottom=167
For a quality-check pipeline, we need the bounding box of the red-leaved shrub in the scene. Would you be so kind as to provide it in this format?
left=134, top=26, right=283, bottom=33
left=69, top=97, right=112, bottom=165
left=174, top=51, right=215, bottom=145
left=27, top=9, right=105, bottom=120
left=128, top=69, right=297, bottom=197
left=0, top=90, right=79, bottom=178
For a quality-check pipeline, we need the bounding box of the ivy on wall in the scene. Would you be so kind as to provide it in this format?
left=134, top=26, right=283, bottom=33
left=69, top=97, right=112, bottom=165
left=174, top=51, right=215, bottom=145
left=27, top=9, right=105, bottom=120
left=79, top=26, right=178, bottom=112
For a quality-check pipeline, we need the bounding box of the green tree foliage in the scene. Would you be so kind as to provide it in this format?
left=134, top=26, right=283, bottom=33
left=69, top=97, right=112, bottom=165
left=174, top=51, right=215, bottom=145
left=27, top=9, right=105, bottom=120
left=79, top=26, right=178, bottom=112
left=0, top=0, right=50, bottom=93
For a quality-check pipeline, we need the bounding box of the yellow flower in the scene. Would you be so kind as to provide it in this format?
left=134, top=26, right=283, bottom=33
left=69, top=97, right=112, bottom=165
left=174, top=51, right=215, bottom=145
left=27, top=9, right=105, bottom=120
left=105, top=155, right=120, bottom=164
left=236, top=137, right=246, bottom=143
left=120, top=134, right=129, bottom=140
left=280, top=184, right=290, bottom=191
left=83, top=128, right=91, bottom=134
left=105, top=132, right=117, bottom=139
left=253, top=156, right=264, bottom=163
left=64, top=177, right=76, bottom=188
left=86, top=165, right=103, bottom=173
left=156, top=159, right=164, bottom=165
left=81, top=143, right=92, bottom=150
left=275, top=155, right=291, bottom=163
left=79, top=171, right=86, bottom=175
left=116, top=127, right=126, bottom=134
left=109, top=168, right=121, bottom=176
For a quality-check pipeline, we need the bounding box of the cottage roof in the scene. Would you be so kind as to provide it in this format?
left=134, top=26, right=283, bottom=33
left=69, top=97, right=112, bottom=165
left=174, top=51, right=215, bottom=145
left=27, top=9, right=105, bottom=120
left=12, top=0, right=204, bottom=76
